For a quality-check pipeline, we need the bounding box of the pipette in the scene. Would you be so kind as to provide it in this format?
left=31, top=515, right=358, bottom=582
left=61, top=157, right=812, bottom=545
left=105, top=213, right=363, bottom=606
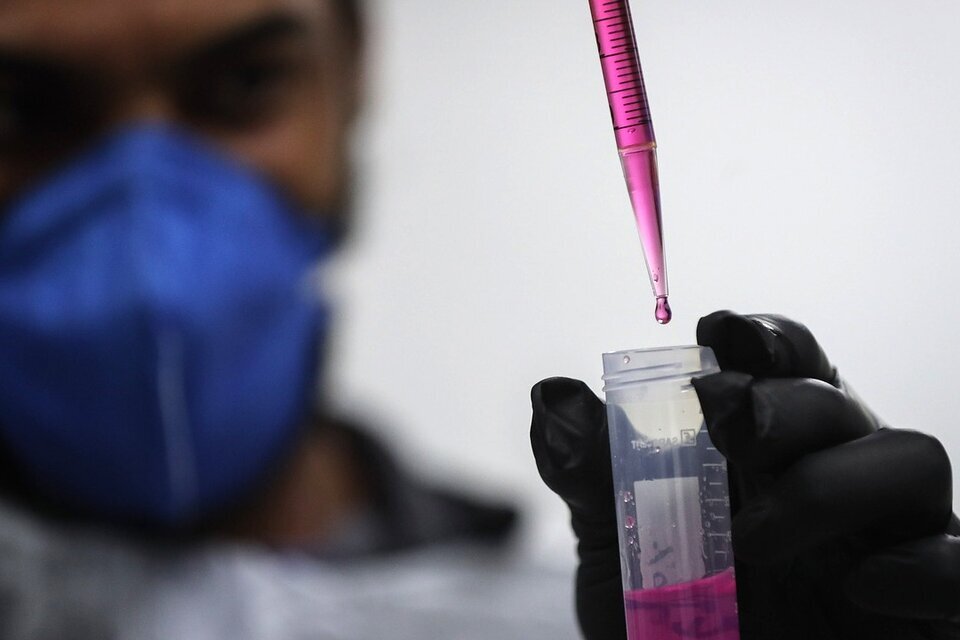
left=588, top=0, right=671, bottom=324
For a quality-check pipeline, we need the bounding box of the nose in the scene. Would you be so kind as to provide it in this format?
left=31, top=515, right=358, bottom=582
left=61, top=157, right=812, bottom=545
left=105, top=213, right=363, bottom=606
left=104, top=85, right=181, bottom=131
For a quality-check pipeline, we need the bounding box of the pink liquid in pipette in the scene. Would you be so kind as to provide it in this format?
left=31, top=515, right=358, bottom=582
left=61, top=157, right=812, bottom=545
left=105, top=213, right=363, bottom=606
left=624, top=570, right=740, bottom=640
left=588, top=0, right=671, bottom=324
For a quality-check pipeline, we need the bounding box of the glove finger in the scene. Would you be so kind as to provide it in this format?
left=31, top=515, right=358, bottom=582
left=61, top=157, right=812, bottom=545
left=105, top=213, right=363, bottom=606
left=846, top=534, right=960, bottom=621
left=732, top=429, right=953, bottom=565
left=530, top=377, right=627, bottom=640
left=692, top=373, right=879, bottom=473
left=530, top=377, right=613, bottom=524
left=696, top=310, right=837, bottom=383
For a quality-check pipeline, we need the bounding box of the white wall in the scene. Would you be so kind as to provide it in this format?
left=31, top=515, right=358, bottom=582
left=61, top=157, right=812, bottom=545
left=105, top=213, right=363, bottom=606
left=327, top=0, right=960, bottom=554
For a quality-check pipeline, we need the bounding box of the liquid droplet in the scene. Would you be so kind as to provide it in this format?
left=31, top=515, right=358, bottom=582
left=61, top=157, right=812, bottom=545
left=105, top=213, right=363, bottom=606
left=655, top=296, right=672, bottom=325
left=622, top=355, right=631, bottom=365
left=653, top=273, right=659, bottom=283
left=624, top=516, right=636, bottom=529
left=622, top=491, right=633, bottom=503
left=653, top=446, right=661, bottom=454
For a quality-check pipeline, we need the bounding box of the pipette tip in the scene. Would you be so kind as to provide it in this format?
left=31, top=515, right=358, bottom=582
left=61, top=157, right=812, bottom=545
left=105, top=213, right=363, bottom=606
left=655, top=297, right=672, bottom=325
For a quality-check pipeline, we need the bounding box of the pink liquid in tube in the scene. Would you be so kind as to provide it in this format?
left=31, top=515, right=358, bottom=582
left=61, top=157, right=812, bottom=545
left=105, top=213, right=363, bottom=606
left=625, top=570, right=741, bottom=640
left=588, top=0, right=670, bottom=324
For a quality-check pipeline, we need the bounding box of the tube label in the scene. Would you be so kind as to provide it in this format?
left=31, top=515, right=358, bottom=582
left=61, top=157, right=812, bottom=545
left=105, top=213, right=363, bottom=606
left=633, top=476, right=706, bottom=588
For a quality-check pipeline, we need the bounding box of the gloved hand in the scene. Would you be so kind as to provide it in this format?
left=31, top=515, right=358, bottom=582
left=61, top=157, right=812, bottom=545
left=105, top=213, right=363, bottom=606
left=531, top=310, right=960, bottom=640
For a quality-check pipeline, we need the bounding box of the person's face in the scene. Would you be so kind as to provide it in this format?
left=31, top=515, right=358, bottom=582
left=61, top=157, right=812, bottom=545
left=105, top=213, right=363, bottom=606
left=0, top=0, right=361, bottom=220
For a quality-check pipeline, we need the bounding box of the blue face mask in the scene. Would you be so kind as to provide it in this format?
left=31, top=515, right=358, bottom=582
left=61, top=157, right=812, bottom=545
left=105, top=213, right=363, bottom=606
left=0, top=126, right=333, bottom=526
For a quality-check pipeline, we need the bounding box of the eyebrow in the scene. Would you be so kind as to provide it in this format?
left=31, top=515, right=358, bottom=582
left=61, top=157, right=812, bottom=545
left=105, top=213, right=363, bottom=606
left=0, top=11, right=313, bottom=83
left=181, top=11, right=313, bottom=64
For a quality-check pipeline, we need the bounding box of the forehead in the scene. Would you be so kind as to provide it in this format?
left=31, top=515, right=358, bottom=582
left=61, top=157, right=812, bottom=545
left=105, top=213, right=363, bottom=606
left=0, top=0, right=327, bottom=65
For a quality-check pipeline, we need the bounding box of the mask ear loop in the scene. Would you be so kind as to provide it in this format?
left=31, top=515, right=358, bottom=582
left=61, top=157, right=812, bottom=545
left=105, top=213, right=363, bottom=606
left=156, top=328, right=199, bottom=520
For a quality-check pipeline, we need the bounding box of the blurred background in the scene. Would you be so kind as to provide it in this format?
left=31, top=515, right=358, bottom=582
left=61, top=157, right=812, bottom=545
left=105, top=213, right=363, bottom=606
left=325, top=0, right=960, bottom=561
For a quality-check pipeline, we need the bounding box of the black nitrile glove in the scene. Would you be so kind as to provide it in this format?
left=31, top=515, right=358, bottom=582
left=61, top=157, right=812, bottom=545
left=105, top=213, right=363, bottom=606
left=531, top=310, right=960, bottom=640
